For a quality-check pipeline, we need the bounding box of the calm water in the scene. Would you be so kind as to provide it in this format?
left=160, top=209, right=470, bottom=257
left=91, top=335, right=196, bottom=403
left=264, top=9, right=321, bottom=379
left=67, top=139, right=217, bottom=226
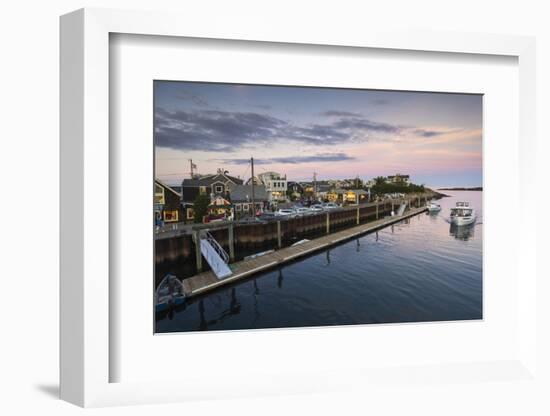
left=156, top=191, right=483, bottom=333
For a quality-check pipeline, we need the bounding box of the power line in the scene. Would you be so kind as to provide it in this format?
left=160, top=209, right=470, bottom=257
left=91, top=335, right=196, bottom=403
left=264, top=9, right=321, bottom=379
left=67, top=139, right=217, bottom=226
left=240, top=161, right=250, bottom=181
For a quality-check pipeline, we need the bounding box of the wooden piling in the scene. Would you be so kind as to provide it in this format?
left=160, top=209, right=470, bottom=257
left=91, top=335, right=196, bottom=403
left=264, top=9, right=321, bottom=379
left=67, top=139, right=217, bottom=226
left=326, top=212, right=330, bottom=234
left=277, top=221, right=282, bottom=248
left=228, top=224, right=235, bottom=262
left=376, top=203, right=379, bottom=219
left=193, top=230, right=202, bottom=272
left=356, top=206, right=360, bottom=225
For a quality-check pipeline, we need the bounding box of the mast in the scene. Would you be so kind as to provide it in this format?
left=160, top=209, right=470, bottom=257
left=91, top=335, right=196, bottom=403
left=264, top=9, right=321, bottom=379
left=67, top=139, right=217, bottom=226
left=189, top=158, right=194, bottom=178
left=251, top=157, right=255, bottom=217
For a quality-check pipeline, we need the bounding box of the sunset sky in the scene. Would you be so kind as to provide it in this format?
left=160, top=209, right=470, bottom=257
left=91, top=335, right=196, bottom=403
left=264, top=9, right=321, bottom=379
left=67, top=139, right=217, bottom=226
left=154, top=81, right=482, bottom=188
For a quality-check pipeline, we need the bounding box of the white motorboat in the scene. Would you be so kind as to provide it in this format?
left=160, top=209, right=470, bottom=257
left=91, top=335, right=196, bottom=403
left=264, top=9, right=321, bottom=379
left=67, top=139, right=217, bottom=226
left=449, top=201, right=476, bottom=226
left=427, top=201, right=442, bottom=212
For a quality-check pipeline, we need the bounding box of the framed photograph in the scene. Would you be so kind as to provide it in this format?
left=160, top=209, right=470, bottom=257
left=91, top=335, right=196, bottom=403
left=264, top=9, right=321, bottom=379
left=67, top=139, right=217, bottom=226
left=153, top=80, right=484, bottom=334
left=60, top=8, right=538, bottom=407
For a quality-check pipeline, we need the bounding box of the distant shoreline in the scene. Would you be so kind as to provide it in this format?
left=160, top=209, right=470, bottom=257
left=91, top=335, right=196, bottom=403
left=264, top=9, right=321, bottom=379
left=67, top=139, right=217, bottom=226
left=437, top=187, right=483, bottom=191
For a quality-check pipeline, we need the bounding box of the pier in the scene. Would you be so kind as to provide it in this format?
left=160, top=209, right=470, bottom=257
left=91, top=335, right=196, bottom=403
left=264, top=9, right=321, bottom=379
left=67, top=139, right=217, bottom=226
left=181, top=205, right=428, bottom=298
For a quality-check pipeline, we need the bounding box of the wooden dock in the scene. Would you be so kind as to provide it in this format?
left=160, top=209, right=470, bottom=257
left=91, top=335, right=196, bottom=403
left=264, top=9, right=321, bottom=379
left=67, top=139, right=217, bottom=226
left=182, top=206, right=427, bottom=298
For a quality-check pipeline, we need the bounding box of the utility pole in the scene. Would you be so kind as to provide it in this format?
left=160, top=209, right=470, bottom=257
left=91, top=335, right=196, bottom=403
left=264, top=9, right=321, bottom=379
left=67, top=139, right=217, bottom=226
left=189, top=158, right=194, bottom=178
left=313, top=171, right=317, bottom=201
left=251, top=157, right=255, bottom=217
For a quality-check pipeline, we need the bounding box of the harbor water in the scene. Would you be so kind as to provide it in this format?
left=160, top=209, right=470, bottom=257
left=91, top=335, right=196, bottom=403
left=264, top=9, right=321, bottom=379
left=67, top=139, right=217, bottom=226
left=155, top=191, right=483, bottom=333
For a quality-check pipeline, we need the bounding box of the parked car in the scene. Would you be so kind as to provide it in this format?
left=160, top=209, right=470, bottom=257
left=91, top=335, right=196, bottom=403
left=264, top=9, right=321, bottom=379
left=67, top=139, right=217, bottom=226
left=309, top=204, right=324, bottom=213
left=257, top=211, right=276, bottom=221
left=322, top=202, right=340, bottom=210
left=294, top=207, right=311, bottom=216
left=275, top=208, right=297, bottom=217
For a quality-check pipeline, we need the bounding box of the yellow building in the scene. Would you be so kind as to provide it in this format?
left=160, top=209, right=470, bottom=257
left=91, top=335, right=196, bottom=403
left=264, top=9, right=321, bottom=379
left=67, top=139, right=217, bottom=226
left=327, top=189, right=369, bottom=205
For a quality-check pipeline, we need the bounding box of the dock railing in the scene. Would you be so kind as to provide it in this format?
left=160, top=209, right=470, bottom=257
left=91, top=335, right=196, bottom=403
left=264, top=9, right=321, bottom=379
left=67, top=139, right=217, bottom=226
left=201, top=230, right=230, bottom=264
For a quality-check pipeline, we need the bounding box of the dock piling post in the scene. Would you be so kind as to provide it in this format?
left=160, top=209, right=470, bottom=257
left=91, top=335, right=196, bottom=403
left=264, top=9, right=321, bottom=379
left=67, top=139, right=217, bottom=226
left=228, top=224, right=235, bottom=262
left=326, top=212, right=330, bottom=234
left=356, top=206, right=360, bottom=225
left=193, top=229, right=203, bottom=272
left=376, top=203, right=379, bottom=220
left=277, top=221, right=282, bottom=248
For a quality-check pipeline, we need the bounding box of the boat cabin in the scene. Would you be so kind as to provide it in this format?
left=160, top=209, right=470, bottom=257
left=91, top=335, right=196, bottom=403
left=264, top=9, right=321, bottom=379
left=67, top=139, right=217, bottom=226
left=450, top=207, right=474, bottom=217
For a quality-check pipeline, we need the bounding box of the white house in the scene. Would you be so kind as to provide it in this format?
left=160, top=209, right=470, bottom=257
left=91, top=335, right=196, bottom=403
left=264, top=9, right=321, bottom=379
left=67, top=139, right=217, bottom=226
left=386, top=173, right=411, bottom=186
left=256, top=171, right=288, bottom=203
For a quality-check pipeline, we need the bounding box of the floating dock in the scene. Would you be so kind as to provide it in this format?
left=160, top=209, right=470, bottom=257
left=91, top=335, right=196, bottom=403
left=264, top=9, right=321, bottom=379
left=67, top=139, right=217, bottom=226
left=182, top=205, right=427, bottom=298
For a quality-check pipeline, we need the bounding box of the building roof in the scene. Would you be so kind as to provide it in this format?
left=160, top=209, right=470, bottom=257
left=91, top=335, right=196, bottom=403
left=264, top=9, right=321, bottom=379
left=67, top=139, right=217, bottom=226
left=227, top=184, right=268, bottom=202
left=155, top=179, right=181, bottom=197
left=257, top=171, right=285, bottom=180
left=182, top=172, right=243, bottom=187
left=317, top=184, right=333, bottom=192
left=209, top=196, right=231, bottom=206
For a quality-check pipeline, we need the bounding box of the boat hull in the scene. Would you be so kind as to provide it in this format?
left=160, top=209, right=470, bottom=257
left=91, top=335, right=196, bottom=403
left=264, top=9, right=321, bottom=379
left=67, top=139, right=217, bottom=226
left=450, top=215, right=476, bottom=226
left=156, top=295, right=186, bottom=313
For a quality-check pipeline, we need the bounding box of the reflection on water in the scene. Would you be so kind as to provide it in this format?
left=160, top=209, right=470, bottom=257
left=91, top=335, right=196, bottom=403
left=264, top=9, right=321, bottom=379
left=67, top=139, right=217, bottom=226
left=195, top=288, right=242, bottom=330
left=449, top=223, right=476, bottom=241
left=156, top=191, right=483, bottom=333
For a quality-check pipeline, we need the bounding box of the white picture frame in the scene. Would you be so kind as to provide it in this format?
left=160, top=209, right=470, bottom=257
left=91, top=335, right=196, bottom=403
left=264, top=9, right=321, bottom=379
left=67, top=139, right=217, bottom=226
left=60, top=8, right=538, bottom=407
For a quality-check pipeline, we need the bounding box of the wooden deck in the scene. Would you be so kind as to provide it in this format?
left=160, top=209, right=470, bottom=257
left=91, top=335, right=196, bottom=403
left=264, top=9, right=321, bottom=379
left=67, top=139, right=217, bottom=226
left=182, top=206, right=427, bottom=298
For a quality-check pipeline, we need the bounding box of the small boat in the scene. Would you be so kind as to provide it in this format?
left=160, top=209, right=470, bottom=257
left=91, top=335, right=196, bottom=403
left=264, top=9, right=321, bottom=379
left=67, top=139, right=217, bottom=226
left=450, top=201, right=476, bottom=226
left=427, top=201, right=442, bottom=212
left=155, top=274, right=186, bottom=313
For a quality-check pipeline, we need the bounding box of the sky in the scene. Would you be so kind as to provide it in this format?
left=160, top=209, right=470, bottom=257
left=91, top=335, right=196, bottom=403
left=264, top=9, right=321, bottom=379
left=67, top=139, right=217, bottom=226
left=154, top=81, right=482, bottom=188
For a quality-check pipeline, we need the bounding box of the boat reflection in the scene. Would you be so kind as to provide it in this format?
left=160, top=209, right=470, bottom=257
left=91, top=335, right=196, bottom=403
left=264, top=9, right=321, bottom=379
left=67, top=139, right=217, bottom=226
left=449, top=223, right=476, bottom=241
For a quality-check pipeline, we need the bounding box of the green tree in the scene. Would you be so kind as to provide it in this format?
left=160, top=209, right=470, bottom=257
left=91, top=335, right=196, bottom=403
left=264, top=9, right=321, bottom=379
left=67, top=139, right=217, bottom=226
left=286, top=188, right=295, bottom=201
left=351, top=177, right=364, bottom=188
left=193, top=193, right=211, bottom=223
left=374, top=176, right=386, bottom=185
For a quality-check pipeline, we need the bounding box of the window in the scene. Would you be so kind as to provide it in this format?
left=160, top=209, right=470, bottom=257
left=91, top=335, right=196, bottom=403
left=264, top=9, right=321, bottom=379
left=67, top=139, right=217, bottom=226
left=243, top=204, right=249, bottom=211
left=163, top=210, right=179, bottom=222
left=186, top=208, right=194, bottom=220
left=199, top=186, right=207, bottom=194
left=235, top=204, right=241, bottom=212
left=215, top=185, right=223, bottom=193
left=154, top=185, right=165, bottom=204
